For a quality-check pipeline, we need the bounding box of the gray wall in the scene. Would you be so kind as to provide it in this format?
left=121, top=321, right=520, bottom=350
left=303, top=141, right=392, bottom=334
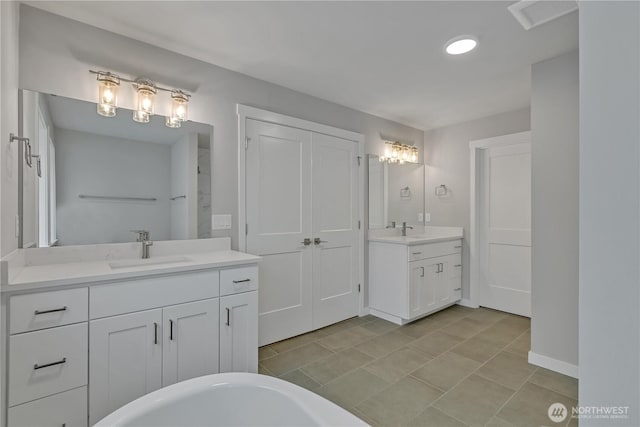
left=18, top=5, right=424, bottom=250
left=530, top=51, right=579, bottom=369
left=424, top=108, right=531, bottom=300
left=579, top=2, right=639, bottom=424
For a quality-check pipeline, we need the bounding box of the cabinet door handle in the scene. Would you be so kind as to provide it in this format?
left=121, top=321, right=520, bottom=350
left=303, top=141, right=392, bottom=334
left=232, top=279, right=251, bottom=284
left=314, top=238, right=328, bottom=245
left=169, top=319, right=174, bottom=341
left=154, top=322, right=158, bottom=344
left=34, top=306, right=67, bottom=315
left=454, top=245, right=462, bottom=249
left=454, top=288, right=462, bottom=291
left=226, top=307, right=231, bottom=326
left=454, top=264, right=462, bottom=267
left=412, top=252, right=422, bottom=255
left=34, top=357, right=66, bottom=370
left=420, top=267, right=425, bottom=277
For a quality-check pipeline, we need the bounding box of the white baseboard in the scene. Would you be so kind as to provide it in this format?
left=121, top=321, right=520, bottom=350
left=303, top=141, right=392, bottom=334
left=359, top=307, right=370, bottom=317
left=528, top=351, right=579, bottom=379
left=457, top=298, right=479, bottom=308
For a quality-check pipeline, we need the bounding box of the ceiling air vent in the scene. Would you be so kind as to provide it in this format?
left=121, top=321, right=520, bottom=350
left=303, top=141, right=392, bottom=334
left=508, top=0, right=578, bottom=30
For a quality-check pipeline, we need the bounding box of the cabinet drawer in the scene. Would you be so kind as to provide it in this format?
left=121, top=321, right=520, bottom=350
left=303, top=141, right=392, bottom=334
left=9, top=288, right=88, bottom=334
left=9, top=323, right=88, bottom=406
left=8, top=386, right=87, bottom=427
left=220, top=265, right=258, bottom=296
left=409, top=239, right=462, bottom=262
left=90, top=270, right=219, bottom=319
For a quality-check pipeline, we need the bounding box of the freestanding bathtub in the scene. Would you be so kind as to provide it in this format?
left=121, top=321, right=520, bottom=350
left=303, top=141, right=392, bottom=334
left=94, top=373, right=369, bottom=426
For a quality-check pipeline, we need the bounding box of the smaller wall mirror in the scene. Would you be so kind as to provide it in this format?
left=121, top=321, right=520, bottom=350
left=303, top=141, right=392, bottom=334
left=368, top=154, right=425, bottom=229
left=18, top=90, right=214, bottom=247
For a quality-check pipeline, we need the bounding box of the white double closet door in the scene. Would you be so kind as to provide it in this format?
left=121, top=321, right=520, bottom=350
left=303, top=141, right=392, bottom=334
left=245, top=119, right=359, bottom=346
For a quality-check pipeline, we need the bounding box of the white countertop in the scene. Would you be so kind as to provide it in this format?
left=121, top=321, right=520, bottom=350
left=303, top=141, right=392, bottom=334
left=368, top=226, right=463, bottom=246
left=1, top=238, right=261, bottom=294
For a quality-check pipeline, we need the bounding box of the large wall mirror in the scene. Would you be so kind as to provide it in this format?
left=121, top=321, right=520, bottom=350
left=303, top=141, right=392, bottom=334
left=368, top=154, right=425, bottom=229
left=18, top=90, right=214, bottom=247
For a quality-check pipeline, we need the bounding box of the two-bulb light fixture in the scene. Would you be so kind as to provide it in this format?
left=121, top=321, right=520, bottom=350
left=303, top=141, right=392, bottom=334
left=93, top=70, right=190, bottom=128
left=379, top=141, right=419, bottom=164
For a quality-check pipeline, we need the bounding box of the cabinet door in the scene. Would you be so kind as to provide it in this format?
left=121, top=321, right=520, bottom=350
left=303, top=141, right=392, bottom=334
left=220, top=291, right=258, bottom=373
left=162, top=298, right=219, bottom=386
left=409, top=260, right=438, bottom=318
left=447, top=254, right=463, bottom=301
left=89, top=309, right=162, bottom=425
left=435, top=257, right=452, bottom=305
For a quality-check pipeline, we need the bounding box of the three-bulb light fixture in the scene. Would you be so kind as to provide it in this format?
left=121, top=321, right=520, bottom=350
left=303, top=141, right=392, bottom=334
left=379, top=141, right=419, bottom=164
left=93, top=70, right=190, bottom=128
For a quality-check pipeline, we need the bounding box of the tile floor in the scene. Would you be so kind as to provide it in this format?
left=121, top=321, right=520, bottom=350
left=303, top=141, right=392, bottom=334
left=258, top=305, right=578, bottom=427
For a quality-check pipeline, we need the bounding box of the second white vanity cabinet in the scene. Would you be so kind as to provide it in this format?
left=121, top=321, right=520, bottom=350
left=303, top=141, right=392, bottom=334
left=369, top=238, right=462, bottom=325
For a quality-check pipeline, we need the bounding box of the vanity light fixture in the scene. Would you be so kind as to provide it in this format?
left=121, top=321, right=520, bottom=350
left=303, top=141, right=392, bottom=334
left=379, top=141, right=419, bottom=164
left=90, top=70, right=191, bottom=128
left=96, top=71, right=120, bottom=117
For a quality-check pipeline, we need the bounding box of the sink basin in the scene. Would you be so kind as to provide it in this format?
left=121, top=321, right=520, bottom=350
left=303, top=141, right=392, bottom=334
left=109, top=256, right=192, bottom=270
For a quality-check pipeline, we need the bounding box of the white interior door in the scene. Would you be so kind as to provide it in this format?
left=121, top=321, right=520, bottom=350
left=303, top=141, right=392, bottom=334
left=246, top=119, right=313, bottom=346
left=479, top=141, right=532, bottom=317
left=311, top=133, right=359, bottom=329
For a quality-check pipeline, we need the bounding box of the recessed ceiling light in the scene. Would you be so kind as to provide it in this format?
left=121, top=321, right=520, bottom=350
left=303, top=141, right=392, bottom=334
left=445, top=36, right=478, bottom=55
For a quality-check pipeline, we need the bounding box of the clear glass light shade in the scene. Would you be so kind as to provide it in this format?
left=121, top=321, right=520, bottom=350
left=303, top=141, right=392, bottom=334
left=165, top=116, right=181, bottom=128
left=411, top=147, right=419, bottom=163
left=170, top=91, right=189, bottom=123
left=97, top=73, right=120, bottom=117
left=132, top=110, right=150, bottom=123
left=135, top=82, right=156, bottom=117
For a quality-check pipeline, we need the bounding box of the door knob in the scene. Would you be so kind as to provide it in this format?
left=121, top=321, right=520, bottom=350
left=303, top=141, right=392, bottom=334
left=314, top=238, right=328, bottom=245
left=301, top=238, right=312, bottom=246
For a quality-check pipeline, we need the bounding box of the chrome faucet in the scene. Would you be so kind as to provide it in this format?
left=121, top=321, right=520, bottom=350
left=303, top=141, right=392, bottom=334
left=402, top=222, right=413, bottom=236
left=386, top=221, right=397, bottom=229
left=131, top=230, right=153, bottom=259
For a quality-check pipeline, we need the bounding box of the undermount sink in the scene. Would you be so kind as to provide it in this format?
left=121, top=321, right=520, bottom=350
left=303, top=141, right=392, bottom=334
left=109, top=256, right=192, bottom=270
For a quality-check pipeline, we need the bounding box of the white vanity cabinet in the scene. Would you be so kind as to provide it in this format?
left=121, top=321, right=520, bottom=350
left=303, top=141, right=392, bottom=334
left=2, top=259, right=259, bottom=427
left=369, top=239, right=462, bottom=324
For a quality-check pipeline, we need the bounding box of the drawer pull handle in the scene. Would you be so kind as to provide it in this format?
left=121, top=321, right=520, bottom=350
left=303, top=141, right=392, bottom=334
left=420, top=267, right=425, bottom=277
left=454, top=288, right=462, bottom=291
left=232, top=279, right=251, bottom=284
left=454, top=264, right=462, bottom=267
left=226, top=307, right=231, bottom=326
left=34, top=357, right=66, bottom=370
left=454, top=245, right=462, bottom=249
left=412, top=252, right=422, bottom=255
left=169, top=319, right=174, bottom=341
left=34, top=306, right=67, bottom=315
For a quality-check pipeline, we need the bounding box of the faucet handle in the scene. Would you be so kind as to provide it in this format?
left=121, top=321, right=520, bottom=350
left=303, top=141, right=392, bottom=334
left=130, top=230, right=150, bottom=242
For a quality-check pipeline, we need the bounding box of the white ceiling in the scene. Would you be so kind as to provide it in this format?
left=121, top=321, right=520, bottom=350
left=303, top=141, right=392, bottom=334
left=25, top=1, right=578, bottom=130
left=45, top=93, right=212, bottom=145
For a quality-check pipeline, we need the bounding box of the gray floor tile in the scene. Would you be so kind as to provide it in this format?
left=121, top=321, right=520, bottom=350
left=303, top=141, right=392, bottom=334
left=258, top=346, right=277, bottom=361
left=398, top=316, right=443, bottom=339
left=364, top=347, right=431, bottom=383
left=355, top=376, right=443, bottom=426
left=279, top=369, right=321, bottom=390
left=497, top=382, right=577, bottom=427
left=261, top=342, right=333, bottom=376
left=410, top=330, right=464, bottom=357
left=504, top=330, right=531, bottom=357
left=433, top=374, right=515, bottom=426
left=441, top=317, right=490, bottom=339
left=451, top=335, right=503, bottom=363
left=407, top=406, right=468, bottom=427
left=301, top=347, right=373, bottom=384
left=356, top=330, right=415, bottom=358
left=411, top=351, right=481, bottom=391
left=317, top=325, right=376, bottom=351
left=528, top=367, right=579, bottom=400
left=317, top=368, right=389, bottom=408
left=475, top=351, right=537, bottom=390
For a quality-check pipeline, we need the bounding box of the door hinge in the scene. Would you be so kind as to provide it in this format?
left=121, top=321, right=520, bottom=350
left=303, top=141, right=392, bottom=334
left=357, top=155, right=362, bottom=166
left=358, top=284, right=361, bottom=293
left=245, top=223, right=248, bottom=235
left=245, top=136, right=250, bottom=150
